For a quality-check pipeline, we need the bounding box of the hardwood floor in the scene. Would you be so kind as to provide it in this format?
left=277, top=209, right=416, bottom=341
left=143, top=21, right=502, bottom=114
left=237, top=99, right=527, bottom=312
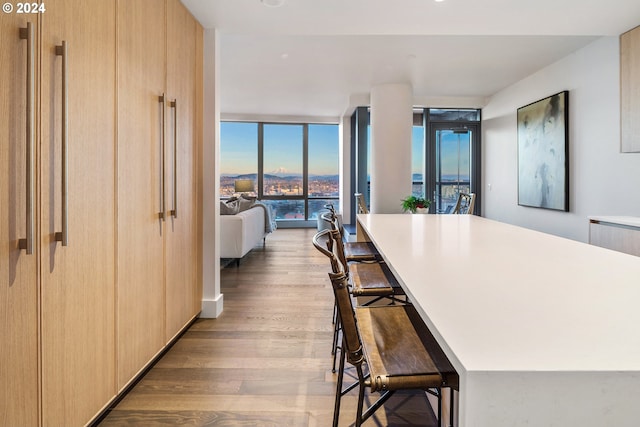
left=98, top=228, right=438, bottom=426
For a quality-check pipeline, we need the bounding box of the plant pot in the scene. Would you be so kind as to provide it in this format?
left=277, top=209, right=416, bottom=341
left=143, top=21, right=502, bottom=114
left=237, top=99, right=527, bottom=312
left=415, top=207, right=429, bottom=214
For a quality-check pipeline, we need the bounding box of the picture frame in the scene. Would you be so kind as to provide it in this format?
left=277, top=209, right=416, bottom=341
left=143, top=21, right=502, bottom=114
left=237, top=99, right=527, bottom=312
left=517, top=91, right=569, bottom=211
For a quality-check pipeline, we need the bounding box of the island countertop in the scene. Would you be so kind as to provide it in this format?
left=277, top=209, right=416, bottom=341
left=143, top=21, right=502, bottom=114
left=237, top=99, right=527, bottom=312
left=357, top=213, right=640, bottom=427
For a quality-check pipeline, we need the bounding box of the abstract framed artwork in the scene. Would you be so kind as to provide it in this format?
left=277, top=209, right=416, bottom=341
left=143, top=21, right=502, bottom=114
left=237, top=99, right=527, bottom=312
left=517, top=91, right=569, bottom=211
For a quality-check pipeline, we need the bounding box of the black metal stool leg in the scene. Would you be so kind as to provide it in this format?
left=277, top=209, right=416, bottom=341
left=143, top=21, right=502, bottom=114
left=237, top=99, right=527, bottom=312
left=331, top=304, right=342, bottom=372
left=437, top=388, right=442, bottom=427
left=354, top=365, right=366, bottom=427
left=332, top=337, right=346, bottom=427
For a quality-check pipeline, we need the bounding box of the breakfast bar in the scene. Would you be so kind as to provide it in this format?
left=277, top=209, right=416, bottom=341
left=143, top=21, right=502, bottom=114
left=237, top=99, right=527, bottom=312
left=357, top=214, right=640, bottom=427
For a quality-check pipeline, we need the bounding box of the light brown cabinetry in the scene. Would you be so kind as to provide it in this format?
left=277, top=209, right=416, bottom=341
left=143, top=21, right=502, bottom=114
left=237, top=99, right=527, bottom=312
left=1, top=0, right=202, bottom=425
left=0, top=13, right=40, bottom=427
left=39, top=1, right=117, bottom=425
left=621, top=25, right=640, bottom=153
left=1, top=1, right=117, bottom=425
left=165, top=0, right=200, bottom=342
left=116, top=0, right=201, bottom=390
left=116, top=0, right=167, bottom=389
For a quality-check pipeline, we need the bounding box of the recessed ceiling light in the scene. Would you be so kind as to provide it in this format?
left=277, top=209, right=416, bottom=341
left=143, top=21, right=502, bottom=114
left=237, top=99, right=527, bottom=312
left=261, top=0, right=285, bottom=7
left=434, top=0, right=445, bottom=2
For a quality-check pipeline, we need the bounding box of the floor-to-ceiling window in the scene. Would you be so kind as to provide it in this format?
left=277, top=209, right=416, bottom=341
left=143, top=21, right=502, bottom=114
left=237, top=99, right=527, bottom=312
left=261, top=124, right=305, bottom=219
left=307, top=124, right=340, bottom=219
left=220, top=121, right=339, bottom=225
left=350, top=107, right=480, bottom=223
left=220, top=122, right=258, bottom=197
left=412, top=121, right=425, bottom=197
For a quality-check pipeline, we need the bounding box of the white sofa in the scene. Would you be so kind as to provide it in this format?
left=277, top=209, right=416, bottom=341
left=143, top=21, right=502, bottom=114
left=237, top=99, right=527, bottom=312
left=220, top=206, right=269, bottom=262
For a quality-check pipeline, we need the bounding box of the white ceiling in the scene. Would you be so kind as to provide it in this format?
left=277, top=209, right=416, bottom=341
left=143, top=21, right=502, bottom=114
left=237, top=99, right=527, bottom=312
left=181, top=0, right=640, bottom=119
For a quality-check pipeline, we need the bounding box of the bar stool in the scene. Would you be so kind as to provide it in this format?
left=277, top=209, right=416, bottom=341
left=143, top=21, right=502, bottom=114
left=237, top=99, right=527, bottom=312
left=325, top=228, right=404, bottom=304
left=328, top=270, right=458, bottom=427
left=313, top=229, right=406, bottom=372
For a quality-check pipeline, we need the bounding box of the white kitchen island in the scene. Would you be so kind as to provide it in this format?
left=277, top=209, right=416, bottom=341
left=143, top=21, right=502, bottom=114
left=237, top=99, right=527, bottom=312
left=356, top=214, right=640, bottom=427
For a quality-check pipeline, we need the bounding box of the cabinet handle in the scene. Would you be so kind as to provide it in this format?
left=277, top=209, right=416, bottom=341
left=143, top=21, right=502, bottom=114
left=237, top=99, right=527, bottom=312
left=54, top=41, right=68, bottom=246
left=158, top=94, right=166, bottom=221
left=170, top=99, right=177, bottom=219
left=18, top=23, right=35, bottom=255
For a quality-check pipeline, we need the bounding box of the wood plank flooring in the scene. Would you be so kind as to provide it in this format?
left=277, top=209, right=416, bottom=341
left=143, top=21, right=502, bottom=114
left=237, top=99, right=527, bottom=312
left=98, top=228, right=438, bottom=426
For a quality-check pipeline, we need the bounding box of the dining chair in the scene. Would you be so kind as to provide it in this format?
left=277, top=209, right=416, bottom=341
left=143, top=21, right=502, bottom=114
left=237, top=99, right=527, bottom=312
left=328, top=270, right=458, bottom=427
left=355, top=192, right=369, bottom=214
left=452, top=192, right=476, bottom=214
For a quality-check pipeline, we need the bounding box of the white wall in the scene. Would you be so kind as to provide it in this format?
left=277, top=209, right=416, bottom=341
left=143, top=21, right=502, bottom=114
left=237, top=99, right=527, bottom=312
left=483, top=36, right=640, bottom=242
left=201, top=28, right=223, bottom=318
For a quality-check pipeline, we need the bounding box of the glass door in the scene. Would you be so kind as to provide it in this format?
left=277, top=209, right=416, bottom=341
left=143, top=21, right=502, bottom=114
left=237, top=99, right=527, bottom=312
left=428, top=123, right=480, bottom=214
left=435, top=128, right=471, bottom=213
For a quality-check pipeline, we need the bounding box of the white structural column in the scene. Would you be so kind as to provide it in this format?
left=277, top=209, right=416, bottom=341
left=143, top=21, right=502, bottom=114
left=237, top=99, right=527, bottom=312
left=370, top=83, right=413, bottom=213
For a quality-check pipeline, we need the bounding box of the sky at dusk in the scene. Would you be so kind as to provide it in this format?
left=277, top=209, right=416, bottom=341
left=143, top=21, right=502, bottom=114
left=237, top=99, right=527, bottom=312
left=220, top=122, right=339, bottom=176
left=221, top=121, right=470, bottom=179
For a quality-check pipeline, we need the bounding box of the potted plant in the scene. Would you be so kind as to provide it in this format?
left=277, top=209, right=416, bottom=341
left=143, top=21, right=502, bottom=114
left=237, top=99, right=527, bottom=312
left=401, top=195, right=431, bottom=214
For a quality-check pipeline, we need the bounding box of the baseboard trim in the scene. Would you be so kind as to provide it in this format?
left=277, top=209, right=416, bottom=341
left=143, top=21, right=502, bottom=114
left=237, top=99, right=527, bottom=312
left=200, top=294, right=224, bottom=318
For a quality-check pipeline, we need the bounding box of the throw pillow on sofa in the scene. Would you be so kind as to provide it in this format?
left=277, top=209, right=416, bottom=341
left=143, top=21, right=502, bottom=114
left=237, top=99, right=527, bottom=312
left=220, top=199, right=239, bottom=215
left=237, top=194, right=256, bottom=212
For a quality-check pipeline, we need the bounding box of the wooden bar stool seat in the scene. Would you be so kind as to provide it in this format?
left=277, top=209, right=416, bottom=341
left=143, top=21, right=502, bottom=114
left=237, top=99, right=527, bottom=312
left=349, top=262, right=403, bottom=298
left=357, top=306, right=443, bottom=392
left=327, top=228, right=405, bottom=301
left=343, top=241, right=379, bottom=262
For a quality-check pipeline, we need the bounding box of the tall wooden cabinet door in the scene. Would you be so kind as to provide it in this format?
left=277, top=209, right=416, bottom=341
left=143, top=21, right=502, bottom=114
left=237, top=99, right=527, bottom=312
left=117, top=0, right=167, bottom=389
left=165, top=0, right=198, bottom=341
left=0, top=13, right=40, bottom=427
left=39, top=1, right=117, bottom=425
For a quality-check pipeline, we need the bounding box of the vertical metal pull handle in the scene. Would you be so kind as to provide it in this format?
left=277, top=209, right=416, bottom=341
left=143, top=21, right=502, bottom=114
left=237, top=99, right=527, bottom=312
left=170, top=99, right=177, bottom=218
left=158, top=94, right=166, bottom=221
left=18, top=23, right=35, bottom=254
left=54, top=41, right=68, bottom=246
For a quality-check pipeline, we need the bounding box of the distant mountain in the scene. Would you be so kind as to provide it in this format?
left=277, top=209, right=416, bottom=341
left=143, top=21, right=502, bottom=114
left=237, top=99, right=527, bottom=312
left=222, top=172, right=326, bottom=181
left=271, top=167, right=289, bottom=175
left=264, top=173, right=299, bottom=180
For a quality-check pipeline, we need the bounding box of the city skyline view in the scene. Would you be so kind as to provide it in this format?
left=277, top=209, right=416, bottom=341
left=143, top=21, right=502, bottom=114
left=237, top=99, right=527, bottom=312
left=220, top=121, right=472, bottom=219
